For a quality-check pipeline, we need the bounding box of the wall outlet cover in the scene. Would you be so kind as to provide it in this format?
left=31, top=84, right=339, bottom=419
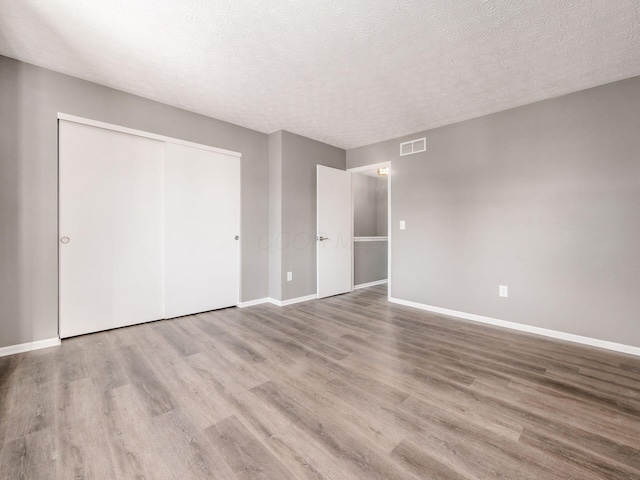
left=499, top=285, right=508, bottom=297
left=400, top=220, right=406, bottom=230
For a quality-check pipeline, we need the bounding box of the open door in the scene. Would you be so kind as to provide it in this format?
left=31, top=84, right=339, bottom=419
left=317, top=165, right=352, bottom=298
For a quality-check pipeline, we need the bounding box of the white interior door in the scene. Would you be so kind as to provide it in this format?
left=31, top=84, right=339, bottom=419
left=59, top=121, right=165, bottom=338
left=164, top=143, right=240, bottom=318
left=317, top=165, right=352, bottom=298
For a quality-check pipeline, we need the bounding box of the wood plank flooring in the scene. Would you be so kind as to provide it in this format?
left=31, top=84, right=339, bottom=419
left=1, top=284, right=640, bottom=479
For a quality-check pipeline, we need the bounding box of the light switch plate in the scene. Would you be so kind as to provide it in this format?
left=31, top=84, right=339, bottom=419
left=400, top=220, right=406, bottom=230
left=287, top=272, right=292, bottom=282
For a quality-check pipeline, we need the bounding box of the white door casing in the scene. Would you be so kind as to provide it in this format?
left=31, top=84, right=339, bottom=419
left=317, top=165, right=353, bottom=298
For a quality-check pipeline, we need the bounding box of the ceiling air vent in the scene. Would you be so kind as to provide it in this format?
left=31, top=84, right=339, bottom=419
left=400, top=137, right=426, bottom=156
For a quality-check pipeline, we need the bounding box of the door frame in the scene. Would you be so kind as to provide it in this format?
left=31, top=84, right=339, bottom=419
left=346, top=161, right=391, bottom=300
left=57, top=113, right=243, bottom=337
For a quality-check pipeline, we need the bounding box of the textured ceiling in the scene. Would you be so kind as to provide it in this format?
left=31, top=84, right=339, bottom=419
left=1, top=1, right=639, bottom=149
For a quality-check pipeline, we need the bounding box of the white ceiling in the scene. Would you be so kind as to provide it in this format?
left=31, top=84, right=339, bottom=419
left=1, top=1, right=639, bottom=149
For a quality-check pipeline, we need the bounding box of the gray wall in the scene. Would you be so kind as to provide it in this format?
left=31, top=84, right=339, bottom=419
left=276, top=131, right=346, bottom=301
left=353, top=175, right=379, bottom=237
left=268, top=131, right=283, bottom=301
left=376, top=178, right=388, bottom=236
left=0, top=55, right=269, bottom=348
left=353, top=174, right=388, bottom=236
left=354, top=242, right=388, bottom=286
left=347, top=75, right=640, bottom=347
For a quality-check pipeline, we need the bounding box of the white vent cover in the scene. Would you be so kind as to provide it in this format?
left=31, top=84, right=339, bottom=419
left=400, top=137, right=426, bottom=156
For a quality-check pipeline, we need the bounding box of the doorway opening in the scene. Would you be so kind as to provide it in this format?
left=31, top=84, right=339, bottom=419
left=348, top=162, right=390, bottom=296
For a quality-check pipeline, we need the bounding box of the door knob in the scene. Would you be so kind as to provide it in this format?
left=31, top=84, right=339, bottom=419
left=316, top=236, right=329, bottom=241
left=60, top=236, right=70, bottom=244
left=235, top=235, right=239, bottom=240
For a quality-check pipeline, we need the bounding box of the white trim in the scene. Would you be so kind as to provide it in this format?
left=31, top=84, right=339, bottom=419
left=237, top=157, right=243, bottom=308
left=351, top=172, right=355, bottom=292
left=387, top=164, right=392, bottom=301
left=238, top=298, right=270, bottom=308
left=269, top=294, right=317, bottom=307
left=388, top=297, right=640, bottom=357
left=347, top=161, right=390, bottom=174
left=0, top=337, right=61, bottom=358
left=354, top=279, right=388, bottom=290
left=354, top=236, right=388, bottom=242
left=238, top=294, right=318, bottom=308
left=58, top=113, right=242, bottom=158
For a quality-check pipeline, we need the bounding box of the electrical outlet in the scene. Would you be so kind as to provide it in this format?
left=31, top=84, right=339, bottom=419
left=400, top=220, right=406, bottom=230
left=287, top=272, right=293, bottom=282
left=499, top=285, right=508, bottom=297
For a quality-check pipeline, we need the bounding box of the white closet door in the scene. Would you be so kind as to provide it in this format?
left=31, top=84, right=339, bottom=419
left=59, top=121, right=165, bottom=338
left=164, top=143, right=240, bottom=318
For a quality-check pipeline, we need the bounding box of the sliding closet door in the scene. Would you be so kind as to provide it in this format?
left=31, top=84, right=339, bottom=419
left=164, top=143, right=240, bottom=318
left=59, top=121, right=165, bottom=338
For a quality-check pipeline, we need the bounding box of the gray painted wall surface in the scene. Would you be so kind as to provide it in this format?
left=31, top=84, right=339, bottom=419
left=376, top=178, right=388, bottom=236
left=0, top=56, right=269, bottom=348
left=353, top=175, right=379, bottom=237
left=353, top=174, right=388, bottom=236
left=354, top=242, right=388, bottom=286
left=347, top=76, right=640, bottom=347
left=279, top=131, right=345, bottom=301
left=268, top=131, right=283, bottom=301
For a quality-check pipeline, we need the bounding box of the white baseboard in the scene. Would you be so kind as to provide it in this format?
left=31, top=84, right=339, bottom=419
left=237, top=294, right=317, bottom=308
left=238, top=297, right=270, bottom=308
left=389, top=297, right=640, bottom=357
left=354, top=279, right=388, bottom=290
left=269, top=294, right=317, bottom=307
left=0, top=337, right=61, bottom=358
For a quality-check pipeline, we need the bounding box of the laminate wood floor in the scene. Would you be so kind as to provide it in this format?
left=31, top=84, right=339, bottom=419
left=2, top=285, right=640, bottom=479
